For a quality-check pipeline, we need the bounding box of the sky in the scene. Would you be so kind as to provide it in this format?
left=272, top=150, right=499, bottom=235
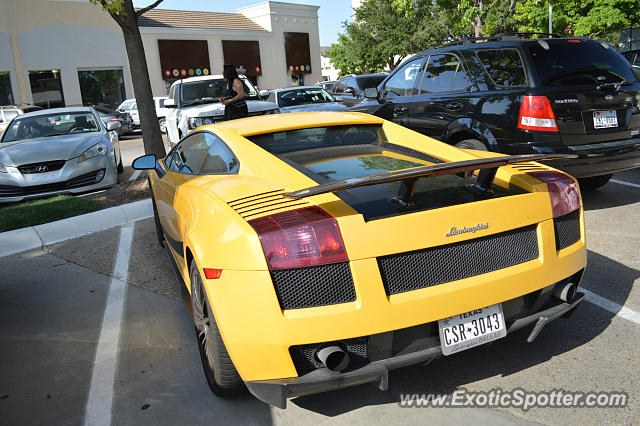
left=132, top=0, right=353, bottom=46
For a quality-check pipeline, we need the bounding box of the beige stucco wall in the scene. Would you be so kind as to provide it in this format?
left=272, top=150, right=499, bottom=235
left=0, top=0, right=323, bottom=104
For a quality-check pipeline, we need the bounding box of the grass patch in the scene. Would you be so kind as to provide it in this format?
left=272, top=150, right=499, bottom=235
left=0, top=195, right=102, bottom=232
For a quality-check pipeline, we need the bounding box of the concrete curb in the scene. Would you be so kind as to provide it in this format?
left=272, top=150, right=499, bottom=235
left=0, top=199, right=153, bottom=258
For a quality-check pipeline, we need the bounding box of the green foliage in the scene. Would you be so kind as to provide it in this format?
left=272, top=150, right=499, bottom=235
left=89, top=0, right=126, bottom=15
left=0, top=195, right=101, bottom=232
left=513, top=0, right=640, bottom=39
left=328, top=0, right=448, bottom=76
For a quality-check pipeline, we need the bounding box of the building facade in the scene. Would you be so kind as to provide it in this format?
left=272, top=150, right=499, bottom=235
left=0, top=0, right=321, bottom=108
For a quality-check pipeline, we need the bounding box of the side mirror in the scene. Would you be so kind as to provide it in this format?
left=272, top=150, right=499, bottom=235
left=164, top=99, right=176, bottom=108
left=132, top=154, right=157, bottom=170
left=344, top=88, right=355, bottom=95
left=259, top=89, right=269, bottom=99
left=334, top=96, right=344, bottom=102
left=106, top=121, right=121, bottom=131
left=364, top=87, right=378, bottom=99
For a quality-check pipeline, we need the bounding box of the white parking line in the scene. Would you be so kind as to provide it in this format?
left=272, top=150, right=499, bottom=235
left=128, top=169, right=142, bottom=182
left=83, top=224, right=134, bottom=426
left=610, top=179, right=640, bottom=189
left=582, top=288, right=640, bottom=326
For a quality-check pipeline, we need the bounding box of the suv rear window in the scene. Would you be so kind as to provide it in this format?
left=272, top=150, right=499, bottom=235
left=527, top=39, right=639, bottom=86
left=476, top=49, right=527, bottom=87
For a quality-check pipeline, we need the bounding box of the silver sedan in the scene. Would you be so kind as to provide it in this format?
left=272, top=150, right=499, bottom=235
left=0, top=107, right=123, bottom=203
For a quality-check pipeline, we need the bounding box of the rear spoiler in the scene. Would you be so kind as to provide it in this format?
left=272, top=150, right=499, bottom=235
left=284, top=153, right=577, bottom=206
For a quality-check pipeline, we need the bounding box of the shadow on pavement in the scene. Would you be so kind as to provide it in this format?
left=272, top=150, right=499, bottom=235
left=581, top=181, right=640, bottom=211
left=286, top=249, right=637, bottom=417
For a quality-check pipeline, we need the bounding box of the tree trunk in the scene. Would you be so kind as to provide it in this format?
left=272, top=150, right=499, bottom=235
left=117, top=2, right=166, bottom=158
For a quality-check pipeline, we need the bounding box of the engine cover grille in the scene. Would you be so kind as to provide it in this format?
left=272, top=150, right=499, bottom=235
left=554, top=210, right=581, bottom=250
left=289, top=338, right=368, bottom=375
left=378, top=225, right=539, bottom=295
left=270, top=262, right=356, bottom=310
left=18, top=160, right=65, bottom=174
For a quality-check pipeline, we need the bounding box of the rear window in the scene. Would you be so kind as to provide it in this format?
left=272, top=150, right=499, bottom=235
left=247, top=125, right=382, bottom=155
left=527, top=39, right=639, bottom=86
left=476, top=49, right=527, bottom=87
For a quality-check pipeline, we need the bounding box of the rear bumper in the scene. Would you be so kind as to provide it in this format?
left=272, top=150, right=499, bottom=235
left=502, top=137, right=640, bottom=178
left=246, top=292, right=585, bottom=408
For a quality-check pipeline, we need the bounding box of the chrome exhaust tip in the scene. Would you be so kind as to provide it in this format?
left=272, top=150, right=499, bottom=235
left=554, top=282, right=576, bottom=303
left=316, top=345, right=350, bottom=372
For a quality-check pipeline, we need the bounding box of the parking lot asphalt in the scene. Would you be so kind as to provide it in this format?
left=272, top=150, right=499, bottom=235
left=1, top=136, right=639, bottom=425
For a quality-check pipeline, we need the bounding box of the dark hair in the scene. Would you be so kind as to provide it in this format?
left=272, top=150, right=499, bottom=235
left=223, top=64, right=239, bottom=81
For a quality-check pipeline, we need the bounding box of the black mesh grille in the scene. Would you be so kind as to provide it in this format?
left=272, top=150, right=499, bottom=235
left=0, top=170, right=103, bottom=198
left=378, top=225, right=539, bottom=295
left=18, top=160, right=66, bottom=174
left=270, top=262, right=356, bottom=310
left=554, top=210, right=580, bottom=250
left=289, top=338, right=368, bottom=375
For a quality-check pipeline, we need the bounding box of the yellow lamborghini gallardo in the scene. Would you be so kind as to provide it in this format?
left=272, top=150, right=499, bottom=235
left=132, top=112, right=586, bottom=408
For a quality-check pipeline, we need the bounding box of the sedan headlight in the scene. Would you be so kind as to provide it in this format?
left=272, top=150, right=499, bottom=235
left=188, top=116, right=222, bottom=130
left=78, top=141, right=108, bottom=163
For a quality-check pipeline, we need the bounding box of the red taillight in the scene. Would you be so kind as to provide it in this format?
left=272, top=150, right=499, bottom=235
left=109, top=117, right=120, bottom=121
left=518, top=95, right=558, bottom=132
left=203, top=268, right=222, bottom=279
left=248, top=206, right=348, bottom=270
left=527, top=171, right=580, bottom=217
left=568, top=39, right=581, bottom=43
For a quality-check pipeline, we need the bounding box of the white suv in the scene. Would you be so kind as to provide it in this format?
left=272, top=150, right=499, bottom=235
left=165, top=75, right=279, bottom=146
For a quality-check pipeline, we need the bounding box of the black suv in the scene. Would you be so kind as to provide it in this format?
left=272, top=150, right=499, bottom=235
left=352, top=35, right=640, bottom=189
left=330, top=73, right=388, bottom=107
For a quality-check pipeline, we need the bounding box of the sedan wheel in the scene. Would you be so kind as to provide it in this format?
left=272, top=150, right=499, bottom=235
left=190, top=261, right=244, bottom=396
left=159, top=118, right=167, bottom=134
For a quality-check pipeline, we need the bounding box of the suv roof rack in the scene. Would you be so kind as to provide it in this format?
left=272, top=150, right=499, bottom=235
left=437, top=32, right=565, bottom=48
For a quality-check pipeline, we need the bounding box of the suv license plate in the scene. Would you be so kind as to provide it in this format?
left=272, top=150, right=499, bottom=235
left=438, top=304, right=506, bottom=356
left=593, top=110, right=618, bottom=129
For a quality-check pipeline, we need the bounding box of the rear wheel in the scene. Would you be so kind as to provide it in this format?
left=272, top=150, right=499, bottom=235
left=454, top=139, right=488, bottom=151
left=578, top=174, right=612, bottom=191
left=159, top=118, right=167, bottom=134
left=190, top=261, right=244, bottom=396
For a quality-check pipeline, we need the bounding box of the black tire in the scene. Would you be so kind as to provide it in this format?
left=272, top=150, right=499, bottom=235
left=117, top=154, right=124, bottom=174
left=159, top=118, right=167, bottom=134
left=578, top=174, right=613, bottom=191
left=454, top=139, right=488, bottom=151
left=190, top=261, right=244, bottom=396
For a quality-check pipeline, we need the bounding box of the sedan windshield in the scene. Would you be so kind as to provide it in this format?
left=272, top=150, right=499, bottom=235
left=2, top=112, right=100, bottom=142
left=277, top=88, right=336, bottom=107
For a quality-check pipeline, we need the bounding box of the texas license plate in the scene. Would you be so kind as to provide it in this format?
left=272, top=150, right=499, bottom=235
left=438, top=304, right=506, bottom=356
left=593, top=110, right=618, bottom=129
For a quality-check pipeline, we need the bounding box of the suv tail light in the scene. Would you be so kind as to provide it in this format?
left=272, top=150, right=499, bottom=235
left=518, top=95, right=558, bottom=132
left=248, top=206, right=348, bottom=270
left=527, top=171, right=580, bottom=217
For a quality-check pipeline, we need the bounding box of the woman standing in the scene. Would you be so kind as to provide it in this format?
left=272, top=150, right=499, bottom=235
left=221, top=64, right=248, bottom=120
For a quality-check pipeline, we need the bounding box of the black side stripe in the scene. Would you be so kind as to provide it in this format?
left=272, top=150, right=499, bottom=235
left=164, top=232, right=184, bottom=257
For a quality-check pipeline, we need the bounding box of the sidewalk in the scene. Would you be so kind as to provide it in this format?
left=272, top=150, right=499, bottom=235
left=0, top=199, right=153, bottom=258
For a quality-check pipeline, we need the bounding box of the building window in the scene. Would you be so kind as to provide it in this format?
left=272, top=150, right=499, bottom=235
left=78, top=69, right=126, bottom=109
left=29, top=70, right=65, bottom=109
left=0, top=72, right=13, bottom=105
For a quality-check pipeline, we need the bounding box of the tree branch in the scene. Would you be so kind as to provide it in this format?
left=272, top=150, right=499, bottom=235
left=482, top=0, right=500, bottom=20
left=422, top=2, right=455, bottom=39
left=135, top=0, right=164, bottom=18
left=491, top=0, right=517, bottom=35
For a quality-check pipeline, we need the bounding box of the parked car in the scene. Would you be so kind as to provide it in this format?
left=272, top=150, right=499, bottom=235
left=265, top=86, right=348, bottom=113
left=330, top=73, right=387, bottom=107
left=93, top=104, right=132, bottom=136
left=0, top=107, right=123, bottom=203
left=117, top=96, right=171, bottom=133
left=352, top=35, right=640, bottom=190
left=0, top=105, right=42, bottom=136
left=316, top=80, right=337, bottom=91
left=132, top=111, right=586, bottom=408
left=164, top=74, right=279, bottom=146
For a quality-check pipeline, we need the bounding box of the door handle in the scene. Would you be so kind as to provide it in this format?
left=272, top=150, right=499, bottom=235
left=394, top=105, right=408, bottom=113
left=446, top=102, right=463, bottom=112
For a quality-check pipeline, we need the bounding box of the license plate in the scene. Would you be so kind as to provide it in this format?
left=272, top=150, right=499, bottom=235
left=593, top=110, right=617, bottom=129
left=438, top=304, right=506, bottom=356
